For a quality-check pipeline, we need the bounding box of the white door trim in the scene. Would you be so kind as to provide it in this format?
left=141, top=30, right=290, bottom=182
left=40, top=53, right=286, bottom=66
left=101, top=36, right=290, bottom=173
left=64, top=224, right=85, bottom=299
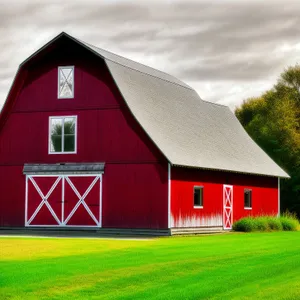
left=168, top=163, right=171, bottom=229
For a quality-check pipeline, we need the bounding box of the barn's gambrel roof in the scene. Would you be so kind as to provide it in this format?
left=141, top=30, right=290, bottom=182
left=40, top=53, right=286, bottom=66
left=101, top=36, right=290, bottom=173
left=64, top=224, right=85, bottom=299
left=0, top=32, right=289, bottom=178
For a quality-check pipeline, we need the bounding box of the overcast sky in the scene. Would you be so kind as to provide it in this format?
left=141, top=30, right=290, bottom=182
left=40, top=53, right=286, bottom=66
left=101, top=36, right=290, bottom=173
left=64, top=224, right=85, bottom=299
left=1, top=0, right=300, bottom=110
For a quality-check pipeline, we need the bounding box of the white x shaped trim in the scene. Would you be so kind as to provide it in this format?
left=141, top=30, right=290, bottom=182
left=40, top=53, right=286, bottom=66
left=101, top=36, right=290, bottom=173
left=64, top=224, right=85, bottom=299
left=60, top=68, right=73, bottom=89
left=27, top=177, right=62, bottom=225
left=63, top=176, right=100, bottom=226
left=225, top=209, right=231, bottom=227
left=225, top=189, right=231, bottom=206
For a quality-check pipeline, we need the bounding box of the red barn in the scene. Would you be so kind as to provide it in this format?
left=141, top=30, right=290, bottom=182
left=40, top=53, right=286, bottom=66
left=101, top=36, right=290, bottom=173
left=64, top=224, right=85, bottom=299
left=0, top=32, right=288, bottom=235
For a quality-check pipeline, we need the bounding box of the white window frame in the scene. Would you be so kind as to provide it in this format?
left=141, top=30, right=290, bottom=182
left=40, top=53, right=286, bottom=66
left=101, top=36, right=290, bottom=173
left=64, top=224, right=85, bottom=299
left=58, top=66, right=74, bottom=99
left=48, top=116, right=77, bottom=154
left=244, top=189, right=252, bottom=210
left=194, top=186, right=204, bottom=209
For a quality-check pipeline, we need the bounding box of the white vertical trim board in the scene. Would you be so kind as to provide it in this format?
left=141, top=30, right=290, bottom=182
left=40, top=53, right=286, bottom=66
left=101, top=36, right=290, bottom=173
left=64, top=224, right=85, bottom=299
left=62, top=175, right=65, bottom=223
left=168, top=163, right=171, bottom=228
left=99, top=175, right=103, bottom=228
left=278, top=177, right=280, bottom=217
left=25, top=176, right=29, bottom=226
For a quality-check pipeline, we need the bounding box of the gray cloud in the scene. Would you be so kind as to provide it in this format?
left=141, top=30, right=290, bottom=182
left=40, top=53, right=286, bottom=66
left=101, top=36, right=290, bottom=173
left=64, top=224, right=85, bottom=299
left=1, top=0, right=300, bottom=109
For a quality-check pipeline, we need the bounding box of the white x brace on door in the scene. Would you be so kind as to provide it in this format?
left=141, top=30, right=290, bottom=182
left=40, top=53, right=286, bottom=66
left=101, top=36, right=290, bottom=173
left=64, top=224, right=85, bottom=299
left=223, top=185, right=233, bottom=230
left=25, top=174, right=102, bottom=227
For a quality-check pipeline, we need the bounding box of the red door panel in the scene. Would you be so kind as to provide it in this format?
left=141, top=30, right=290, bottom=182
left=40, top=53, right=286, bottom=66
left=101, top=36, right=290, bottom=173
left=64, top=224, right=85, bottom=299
left=27, top=177, right=62, bottom=226
left=64, top=178, right=81, bottom=224
left=30, top=205, right=59, bottom=225
left=27, top=179, right=44, bottom=221
left=67, top=204, right=97, bottom=226
left=84, top=179, right=100, bottom=221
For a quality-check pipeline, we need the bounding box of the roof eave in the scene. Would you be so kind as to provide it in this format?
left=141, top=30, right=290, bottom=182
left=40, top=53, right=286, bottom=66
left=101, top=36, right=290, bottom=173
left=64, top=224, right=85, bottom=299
left=171, top=163, right=290, bottom=179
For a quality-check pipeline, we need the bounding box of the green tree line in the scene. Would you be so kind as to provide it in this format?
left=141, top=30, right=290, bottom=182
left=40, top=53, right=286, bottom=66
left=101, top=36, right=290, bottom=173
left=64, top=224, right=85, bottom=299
left=235, top=65, right=300, bottom=217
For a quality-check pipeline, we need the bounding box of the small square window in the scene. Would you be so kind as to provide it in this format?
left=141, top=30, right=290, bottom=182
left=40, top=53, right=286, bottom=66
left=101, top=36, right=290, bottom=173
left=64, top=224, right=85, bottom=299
left=244, top=189, right=252, bottom=209
left=49, top=116, right=77, bottom=154
left=194, top=186, right=203, bottom=208
left=58, top=66, right=74, bottom=98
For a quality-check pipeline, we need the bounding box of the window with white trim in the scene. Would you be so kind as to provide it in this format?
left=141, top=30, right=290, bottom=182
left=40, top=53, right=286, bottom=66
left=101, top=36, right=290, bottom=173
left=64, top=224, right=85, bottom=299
left=194, top=186, right=203, bottom=208
left=58, top=66, right=74, bottom=98
left=49, top=116, right=77, bottom=154
left=244, top=189, right=252, bottom=209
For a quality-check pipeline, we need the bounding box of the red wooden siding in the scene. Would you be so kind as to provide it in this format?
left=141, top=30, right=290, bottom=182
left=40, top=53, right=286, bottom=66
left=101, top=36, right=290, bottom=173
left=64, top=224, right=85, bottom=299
left=0, top=39, right=168, bottom=229
left=0, top=109, right=162, bottom=164
left=171, top=167, right=278, bottom=228
left=0, top=166, right=25, bottom=227
left=102, top=163, right=168, bottom=229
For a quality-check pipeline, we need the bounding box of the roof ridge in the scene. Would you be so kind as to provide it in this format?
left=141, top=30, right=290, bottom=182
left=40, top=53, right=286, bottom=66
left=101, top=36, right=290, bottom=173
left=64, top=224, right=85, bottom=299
left=85, top=42, right=170, bottom=75
left=105, top=58, right=196, bottom=92
left=202, top=99, right=229, bottom=108
left=81, top=40, right=194, bottom=91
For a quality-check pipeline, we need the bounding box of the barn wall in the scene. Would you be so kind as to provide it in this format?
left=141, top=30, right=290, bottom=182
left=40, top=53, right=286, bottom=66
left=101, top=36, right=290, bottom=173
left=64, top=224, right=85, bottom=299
left=102, top=163, right=168, bottom=229
left=0, top=40, right=168, bottom=229
left=0, top=166, right=25, bottom=227
left=171, top=167, right=278, bottom=228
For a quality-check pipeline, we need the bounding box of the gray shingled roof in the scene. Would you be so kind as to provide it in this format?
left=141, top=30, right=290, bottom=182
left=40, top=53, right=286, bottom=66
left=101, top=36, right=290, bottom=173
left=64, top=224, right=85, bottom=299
left=81, top=41, right=192, bottom=89
left=17, top=33, right=289, bottom=178
left=77, top=37, right=289, bottom=178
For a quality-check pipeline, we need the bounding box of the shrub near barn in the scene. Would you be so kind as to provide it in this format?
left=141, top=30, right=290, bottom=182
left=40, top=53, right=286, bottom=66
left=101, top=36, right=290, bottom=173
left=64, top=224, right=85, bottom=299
left=233, top=214, right=300, bottom=232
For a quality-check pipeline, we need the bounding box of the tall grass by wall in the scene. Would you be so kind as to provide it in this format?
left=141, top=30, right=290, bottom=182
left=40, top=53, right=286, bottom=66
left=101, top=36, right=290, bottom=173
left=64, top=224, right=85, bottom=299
left=232, top=213, right=299, bottom=232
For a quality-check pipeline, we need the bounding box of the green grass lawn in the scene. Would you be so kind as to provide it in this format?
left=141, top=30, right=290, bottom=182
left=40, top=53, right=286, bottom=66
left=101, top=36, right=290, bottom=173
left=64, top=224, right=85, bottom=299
left=1, top=232, right=300, bottom=300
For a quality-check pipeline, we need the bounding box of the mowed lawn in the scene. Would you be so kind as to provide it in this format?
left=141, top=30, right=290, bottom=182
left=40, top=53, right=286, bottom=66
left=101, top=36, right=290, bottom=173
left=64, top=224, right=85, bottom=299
left=1, top=232, right=300, bottom=300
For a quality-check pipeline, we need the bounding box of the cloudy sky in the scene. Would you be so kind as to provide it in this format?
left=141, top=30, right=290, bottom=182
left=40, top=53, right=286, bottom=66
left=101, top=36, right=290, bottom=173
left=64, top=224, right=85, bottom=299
left=1, top=0, right=300, bottom=110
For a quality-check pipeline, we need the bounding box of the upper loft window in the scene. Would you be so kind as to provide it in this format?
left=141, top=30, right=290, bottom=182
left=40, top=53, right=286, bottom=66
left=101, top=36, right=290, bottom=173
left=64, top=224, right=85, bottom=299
left=58, top=66, right=74, bottom=98
left=49, top=116, right=77, bottom=154
left=194, top=186, right=203, bottom=208
left=244, top=189, right=252, bottom=209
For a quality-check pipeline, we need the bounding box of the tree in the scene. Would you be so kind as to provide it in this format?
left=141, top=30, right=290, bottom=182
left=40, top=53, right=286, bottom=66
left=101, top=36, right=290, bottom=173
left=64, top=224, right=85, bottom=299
left=51, top=120, right=75, bottom=152
left=235, top=65, right=300, bottom=217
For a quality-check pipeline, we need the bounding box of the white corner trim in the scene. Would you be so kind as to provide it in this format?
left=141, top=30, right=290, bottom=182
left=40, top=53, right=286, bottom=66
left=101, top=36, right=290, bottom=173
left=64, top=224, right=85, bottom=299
left=25, top=176, right=28, bottom=226
left=99, top=174, right=103, bottom=228
left=168, top=163, right=171, bottom=228
left=278, top=177, right=280, bottom=217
